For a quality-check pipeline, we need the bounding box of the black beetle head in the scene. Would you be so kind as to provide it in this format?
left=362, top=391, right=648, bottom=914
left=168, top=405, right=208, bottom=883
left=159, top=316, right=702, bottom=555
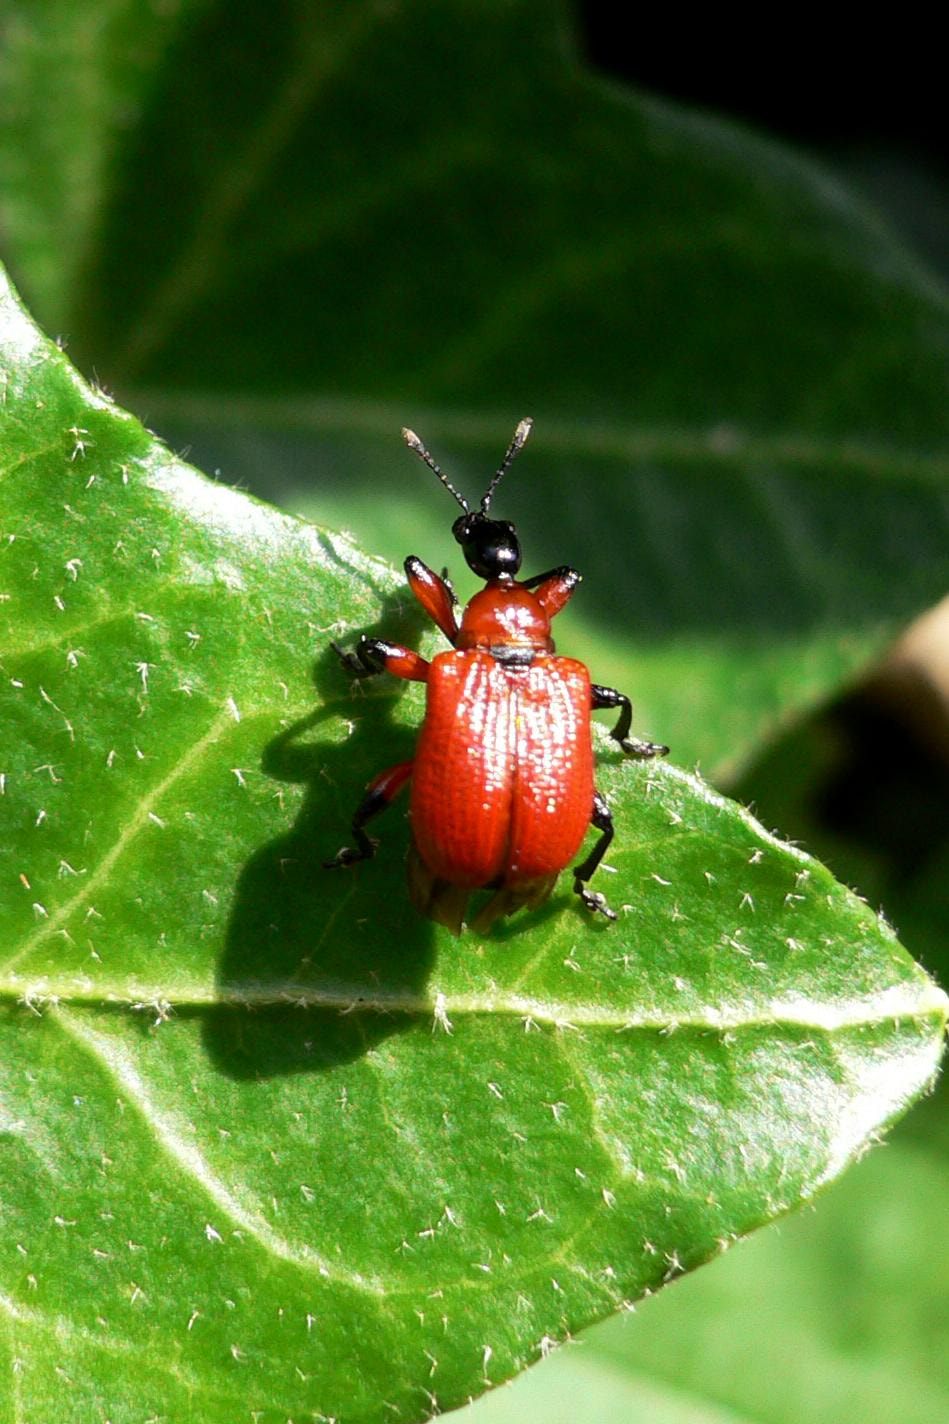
left=402, top=418, right=533, bottom=579
left=452, top=512, right=522, bottom=579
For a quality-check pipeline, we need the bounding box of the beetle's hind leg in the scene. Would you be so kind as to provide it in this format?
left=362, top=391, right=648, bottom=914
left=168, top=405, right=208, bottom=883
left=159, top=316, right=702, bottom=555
left=325, top=761, right=413, bottom=868
left=591, top=684, right=669, bottom=758
left=573, top=789, right=619, bottom=921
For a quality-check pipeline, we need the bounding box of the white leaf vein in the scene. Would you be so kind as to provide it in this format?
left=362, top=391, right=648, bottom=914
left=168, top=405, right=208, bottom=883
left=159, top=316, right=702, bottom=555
left=1, top=705, right=237, bottom=979
left=51, top=1006, right=388, bottom=1296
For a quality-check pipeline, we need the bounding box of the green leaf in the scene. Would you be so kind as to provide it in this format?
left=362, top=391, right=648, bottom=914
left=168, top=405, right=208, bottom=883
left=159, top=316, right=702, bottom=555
left=3, top=1, right=949, bottom=775
left=458, top=687, right=948, bottom=1424
left=460, top=1141, right=949, bottom=1424
left=726, top=692, right=949, bottom=1162
left=1, top=269, right=946, bottom=1421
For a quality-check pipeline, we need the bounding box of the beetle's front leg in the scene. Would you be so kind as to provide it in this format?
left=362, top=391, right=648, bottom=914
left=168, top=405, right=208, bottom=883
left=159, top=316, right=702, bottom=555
left=439, top=566, right=458, bottom=601
left=331, top=636, right=430, bottom=683
left=521, top=565, right=581, bottom=620
left=404, top=556, right=459, bottom=643
left=591, top=683, right=669, bottom=758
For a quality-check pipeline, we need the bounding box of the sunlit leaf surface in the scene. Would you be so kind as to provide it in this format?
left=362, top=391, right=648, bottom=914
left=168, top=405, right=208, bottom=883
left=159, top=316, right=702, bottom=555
left=1, top=271, right=945, bottom=1421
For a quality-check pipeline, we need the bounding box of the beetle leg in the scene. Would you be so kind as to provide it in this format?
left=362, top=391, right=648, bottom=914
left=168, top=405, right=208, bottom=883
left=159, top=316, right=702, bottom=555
left=404, top=556, right=459, bottom=642
left=438, top=567, right=458, bottom=603
left=521, top=565, right=581, bottom=620
left=573, top=789, right=618, bottom=920
left=331, top=636, right=430, bottom=683
left=324, top=760, right=414, bottom=868
left=591, top=684, right=669, bottom=758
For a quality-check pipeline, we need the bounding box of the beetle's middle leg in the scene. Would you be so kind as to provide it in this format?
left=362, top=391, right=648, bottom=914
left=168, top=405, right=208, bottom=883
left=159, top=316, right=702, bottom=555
left=591, top=684, right=669, bottom=758
left=324, top=760, right=414, bottom=868
left=573, top=789, right=618, bottom=920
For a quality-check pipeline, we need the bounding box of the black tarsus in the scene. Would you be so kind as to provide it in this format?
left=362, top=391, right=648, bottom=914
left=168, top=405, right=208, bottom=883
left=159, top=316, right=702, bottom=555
left=591, top=684, right=670, bottom=758
left=438, top=566, right=459, bottom=604
left=330, top=636, right=396, bottom=680
left=573, top=789, right=617, bottom=920
left=323, top=785, right=389, bottom=868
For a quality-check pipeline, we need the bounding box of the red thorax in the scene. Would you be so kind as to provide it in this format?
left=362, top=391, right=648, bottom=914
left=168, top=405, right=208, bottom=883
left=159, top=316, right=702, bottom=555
left=455, top=579, right=553, bottom=653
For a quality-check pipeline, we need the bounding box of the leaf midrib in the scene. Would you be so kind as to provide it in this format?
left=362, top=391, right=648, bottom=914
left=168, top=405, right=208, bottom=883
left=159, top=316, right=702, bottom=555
left=3, top=979, right=945, bottom=1033
left=3, top=705, right=943, bottom=1035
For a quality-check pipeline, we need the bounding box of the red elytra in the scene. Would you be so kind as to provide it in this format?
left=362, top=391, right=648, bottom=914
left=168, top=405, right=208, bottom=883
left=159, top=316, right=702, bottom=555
left=326, top=420, right=668, bottom=934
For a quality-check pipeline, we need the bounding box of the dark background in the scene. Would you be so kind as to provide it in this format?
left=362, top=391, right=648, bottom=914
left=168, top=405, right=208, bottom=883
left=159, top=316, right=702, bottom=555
left=580, top=13, right=948, bottom=274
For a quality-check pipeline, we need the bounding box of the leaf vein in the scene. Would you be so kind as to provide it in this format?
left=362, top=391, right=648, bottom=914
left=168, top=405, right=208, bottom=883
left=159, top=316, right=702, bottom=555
left=1, top=706, right=237, bottom=978
left=51, top=1006, right=389, bottom=1296
left=116, top=8, right=382, bottom=376
left=2, top=977, right=945, bottom=1031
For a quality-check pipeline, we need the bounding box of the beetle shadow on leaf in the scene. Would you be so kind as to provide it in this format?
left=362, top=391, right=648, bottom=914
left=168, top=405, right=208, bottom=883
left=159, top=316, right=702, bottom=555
left=204, top=589, right=437, bottom=1080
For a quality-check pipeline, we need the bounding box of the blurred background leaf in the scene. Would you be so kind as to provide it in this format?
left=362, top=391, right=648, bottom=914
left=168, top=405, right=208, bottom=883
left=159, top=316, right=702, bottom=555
left=2, top=0, right=948, bottom=779
left=1, top=3, right=947, bottom=1422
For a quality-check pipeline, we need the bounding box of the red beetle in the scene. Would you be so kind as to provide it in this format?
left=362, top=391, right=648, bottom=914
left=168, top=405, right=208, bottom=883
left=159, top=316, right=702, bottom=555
left=326, top=419, right=668, bottom=934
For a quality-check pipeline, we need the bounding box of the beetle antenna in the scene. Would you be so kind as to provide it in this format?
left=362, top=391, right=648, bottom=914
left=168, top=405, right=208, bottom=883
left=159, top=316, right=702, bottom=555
left=402, top=427, right=470, bottom=514
left=481, top=417, right=533, bottom=513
